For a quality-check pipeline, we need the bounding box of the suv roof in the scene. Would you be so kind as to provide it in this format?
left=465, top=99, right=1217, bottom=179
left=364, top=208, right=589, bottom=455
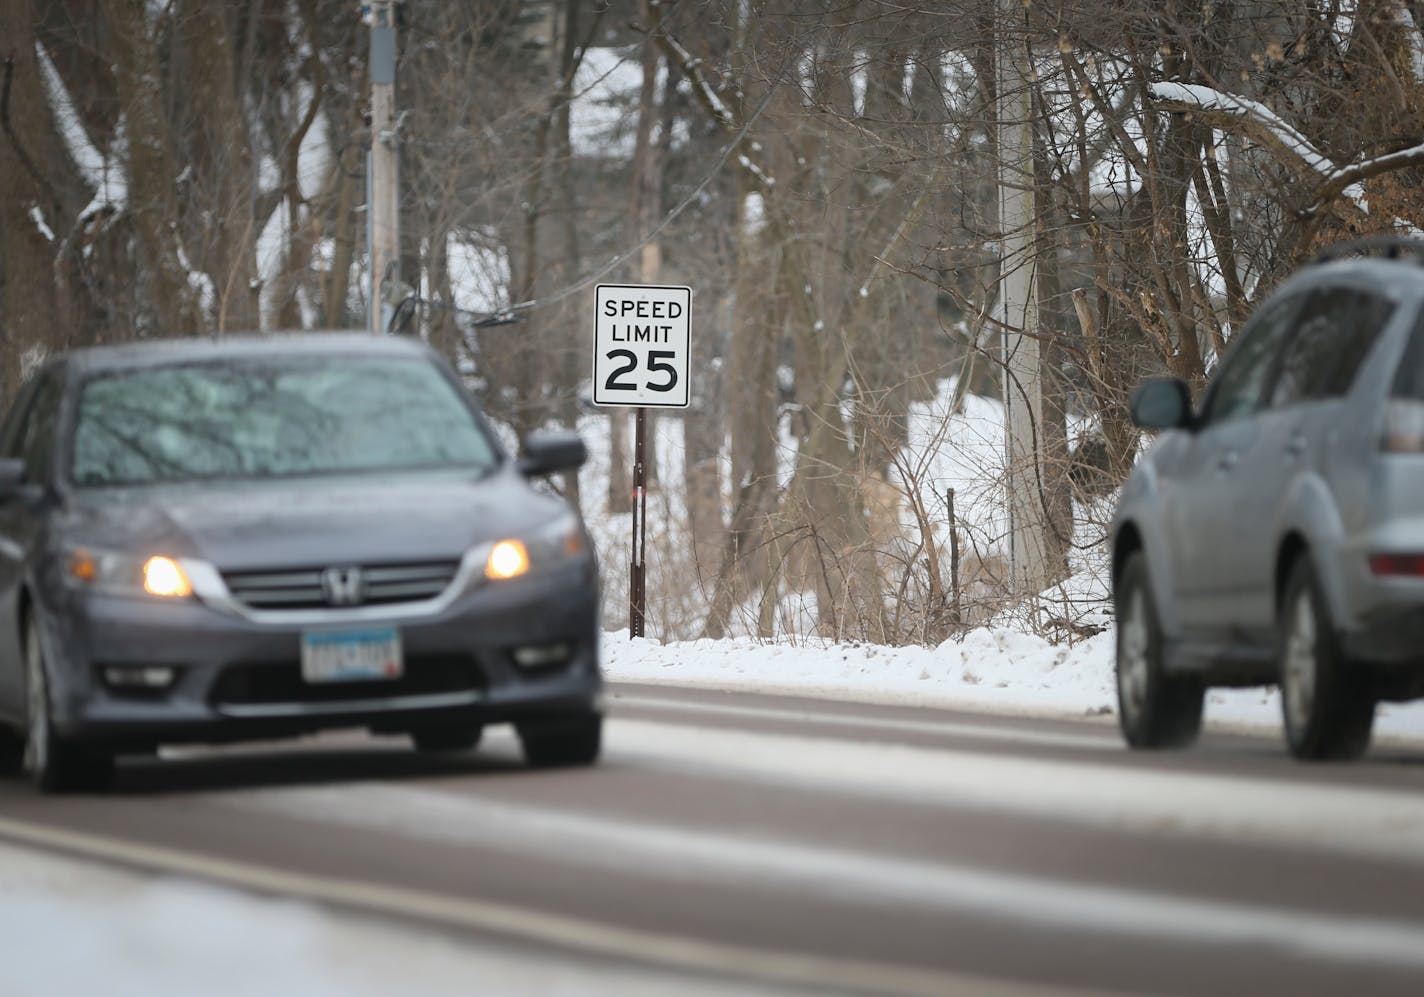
left=1312, top=235, right=1424, bottom=265
left=1263, top=238, right=1424, bottom=305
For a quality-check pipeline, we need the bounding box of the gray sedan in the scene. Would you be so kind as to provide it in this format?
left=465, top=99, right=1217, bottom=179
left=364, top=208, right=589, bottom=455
left=0, top=334, right=601, bottom=791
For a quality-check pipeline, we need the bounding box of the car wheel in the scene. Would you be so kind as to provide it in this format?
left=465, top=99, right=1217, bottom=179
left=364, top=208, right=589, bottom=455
left=23, top=613, right=113, bottom=793
left=1114, top=551, right=1204, bottom=749
left=517, top=714, right=602, bottom=768
left=410, top=725, right=483, bottom=753
left=1279, top=558, right=1374, bottom=761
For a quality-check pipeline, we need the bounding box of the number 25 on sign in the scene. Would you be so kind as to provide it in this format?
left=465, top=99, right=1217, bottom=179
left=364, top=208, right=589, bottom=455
left=592, top=284, right=691, bottom=409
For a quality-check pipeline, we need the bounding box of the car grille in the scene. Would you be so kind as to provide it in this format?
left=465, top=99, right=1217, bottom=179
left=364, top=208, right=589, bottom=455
left=221, top=561, right=460, bottom=610
left=211, top=655, right=485, bottom=706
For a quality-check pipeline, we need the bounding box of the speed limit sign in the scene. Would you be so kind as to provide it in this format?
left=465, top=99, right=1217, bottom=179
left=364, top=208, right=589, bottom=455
left=592, top=284, right=691, bottom=408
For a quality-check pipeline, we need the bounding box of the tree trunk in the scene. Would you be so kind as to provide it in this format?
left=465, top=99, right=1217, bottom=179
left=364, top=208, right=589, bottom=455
left=1032, top=96, right=1072, bottom=583
left=0, top=1, right=60, bottom=394
left=607, top=410, right=630, bottom=514
left=553, top=0, right=585, bottom=506
left=703, top=170, right=780, bottom=639
left=324, top=150, right=358, bottom=328
left=104, top=0, right=203, bottom=336
left=175, top=0, right=260, bottom=333
left=627, top=0, right=665, bottom=489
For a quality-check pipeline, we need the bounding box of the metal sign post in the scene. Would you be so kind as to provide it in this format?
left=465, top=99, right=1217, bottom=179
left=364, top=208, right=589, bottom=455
left=592, top=283, right=692, bottom=639
left=630, top=407, right=647, bottom=636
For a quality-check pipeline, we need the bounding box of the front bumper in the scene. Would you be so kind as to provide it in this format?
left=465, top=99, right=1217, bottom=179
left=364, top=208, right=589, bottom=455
left=41, top=564, right=601, bottom=749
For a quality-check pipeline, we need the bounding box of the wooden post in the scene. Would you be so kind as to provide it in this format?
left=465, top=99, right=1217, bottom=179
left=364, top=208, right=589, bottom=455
left=948, top=487, right=962, bottom=628
left=368, top=0, right=399, bottom=333
left=997, top=0, right=1051, bottom=595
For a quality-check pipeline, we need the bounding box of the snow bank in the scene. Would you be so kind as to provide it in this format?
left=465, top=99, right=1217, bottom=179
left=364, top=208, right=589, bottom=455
left=606, top=627, right=1117, bottom=717
left=604, top=626, right=1424, bottom=741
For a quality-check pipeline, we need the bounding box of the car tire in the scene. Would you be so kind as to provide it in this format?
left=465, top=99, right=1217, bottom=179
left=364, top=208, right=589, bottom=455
left=23, top=612, right=113, bottom=793
left=410, top=726, right=483, bottom=753
left=1114, top=551, right=1204, bottom=749
left=1279, top=558, right=1374, bottom=761
left=517, top=714, right=602, bottom=768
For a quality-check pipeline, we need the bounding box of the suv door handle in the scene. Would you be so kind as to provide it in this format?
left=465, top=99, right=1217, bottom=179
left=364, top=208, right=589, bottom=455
left=1286, top=435, right=1308, bottom=457
left=1217, top=451, right=1239, bottom=471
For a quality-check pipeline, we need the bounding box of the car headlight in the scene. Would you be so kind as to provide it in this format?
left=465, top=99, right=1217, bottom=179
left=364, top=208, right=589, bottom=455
left=486, top=540, right=530, bottom=580
left=67, top=548, right=194, bottom=598
left=483, top=516, right=588, bottom=581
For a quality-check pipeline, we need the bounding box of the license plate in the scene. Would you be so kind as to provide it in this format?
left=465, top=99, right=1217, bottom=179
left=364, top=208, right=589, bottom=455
left=300, top=628, right=403, bottom=683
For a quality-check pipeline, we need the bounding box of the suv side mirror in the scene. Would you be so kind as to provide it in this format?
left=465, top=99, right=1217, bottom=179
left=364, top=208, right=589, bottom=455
left=1130, top=379, right=1194, bottom=431
left=517, top=431, right=588, bottom=477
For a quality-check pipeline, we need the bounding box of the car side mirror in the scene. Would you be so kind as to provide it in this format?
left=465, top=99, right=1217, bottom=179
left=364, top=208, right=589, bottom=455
left=0, top=458, right=25, bottom=499
left=517, top=431, right=588, bottom=477
left=1129, top=378, right=1194, bottom=431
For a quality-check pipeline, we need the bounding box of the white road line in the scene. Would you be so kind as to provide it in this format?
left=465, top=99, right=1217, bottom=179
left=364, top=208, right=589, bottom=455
left=602, top=718, right=1424, bottom=863
left=609, top=693, right=1120, bottom=750
left=215, top=778, right=1424, bottom=971
left=0, top=815, right=1079, bottom=997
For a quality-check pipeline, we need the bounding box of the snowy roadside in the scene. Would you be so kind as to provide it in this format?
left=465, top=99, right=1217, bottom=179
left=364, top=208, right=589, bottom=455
left=602, top=628, right=1424, bottom=743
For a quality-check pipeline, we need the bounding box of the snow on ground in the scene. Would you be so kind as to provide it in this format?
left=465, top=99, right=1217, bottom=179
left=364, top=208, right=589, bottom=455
left=603, top=627, right=1424, bottom=742
left=608, top=627, right=1116, bottom=716
left=574, top=374, right=1076, bottom=641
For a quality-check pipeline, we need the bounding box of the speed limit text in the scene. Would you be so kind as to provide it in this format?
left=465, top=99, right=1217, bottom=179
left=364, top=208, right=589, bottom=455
left=609, top=323, right=674, bottom=343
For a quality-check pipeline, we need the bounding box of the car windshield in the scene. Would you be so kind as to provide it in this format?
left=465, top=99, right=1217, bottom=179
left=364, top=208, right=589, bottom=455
left=70, top=355, right=498, bottom=487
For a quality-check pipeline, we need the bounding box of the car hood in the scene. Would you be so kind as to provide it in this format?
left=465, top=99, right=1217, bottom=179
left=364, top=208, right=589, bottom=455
left=58, top=469, right=569, bottom=571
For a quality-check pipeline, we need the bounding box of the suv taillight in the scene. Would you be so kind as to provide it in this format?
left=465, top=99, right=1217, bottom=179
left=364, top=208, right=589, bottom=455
left=1381, top=399, right=1424, bottom=453
left=1369, top=554, right=1424, bottom=576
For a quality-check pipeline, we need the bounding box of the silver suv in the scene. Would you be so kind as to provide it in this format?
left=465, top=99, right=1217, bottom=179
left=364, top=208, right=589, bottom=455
left=1111, top=238, right=1424, bottom=760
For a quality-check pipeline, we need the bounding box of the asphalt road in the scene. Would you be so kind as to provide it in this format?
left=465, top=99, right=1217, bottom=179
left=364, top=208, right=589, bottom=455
left=4, top=682, right=1424, bottom=996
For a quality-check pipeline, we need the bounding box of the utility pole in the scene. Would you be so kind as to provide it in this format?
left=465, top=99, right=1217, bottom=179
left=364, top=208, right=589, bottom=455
left=367, top=0, right=400, bottom=333
left=997, top=0, right=1051, bottom=595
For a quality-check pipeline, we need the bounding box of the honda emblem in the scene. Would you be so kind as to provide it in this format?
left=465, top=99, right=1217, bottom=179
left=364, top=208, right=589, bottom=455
left=320, top=566, right=364, bottom=606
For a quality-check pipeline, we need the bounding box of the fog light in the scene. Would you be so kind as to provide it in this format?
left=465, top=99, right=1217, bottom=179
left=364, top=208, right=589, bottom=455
left=511, top=643, right=571, bottom=668
left=103, top=666, right=178, bottom=689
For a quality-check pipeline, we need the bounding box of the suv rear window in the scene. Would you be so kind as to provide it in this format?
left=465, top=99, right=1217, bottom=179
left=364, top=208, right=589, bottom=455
left=1391, top=308, right=1424, bottom=399
left=1270, top=287, right=1394, bottom=406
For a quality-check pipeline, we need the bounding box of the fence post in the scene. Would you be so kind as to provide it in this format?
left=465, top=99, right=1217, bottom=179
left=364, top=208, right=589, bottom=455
left=947, top=487, right=962, bottom=628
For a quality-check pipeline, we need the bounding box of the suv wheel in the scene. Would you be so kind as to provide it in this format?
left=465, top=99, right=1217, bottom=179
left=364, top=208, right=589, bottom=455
left=517, top=714, right=602, bottom=768
left=23, top=613, right=113, bottom=793
left=1114, top=551, right=1204, bottom=749
left=1279, top=559, right=1374, bottom=761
